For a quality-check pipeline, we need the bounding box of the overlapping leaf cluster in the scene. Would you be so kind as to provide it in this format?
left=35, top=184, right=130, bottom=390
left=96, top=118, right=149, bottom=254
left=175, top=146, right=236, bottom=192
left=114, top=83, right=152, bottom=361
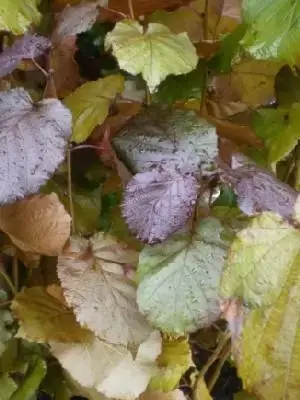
left=0, top=0, right=299, bottom=399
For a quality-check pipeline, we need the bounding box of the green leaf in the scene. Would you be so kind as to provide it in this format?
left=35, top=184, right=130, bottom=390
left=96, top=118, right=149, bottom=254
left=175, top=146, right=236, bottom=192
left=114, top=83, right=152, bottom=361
left=64, top=75, right=124, bottom=143
left=220, top=213, right=300, bottom=308
left=0, top=373, right=17, bottom=400
left=153, top=61, right=205, bottom=104
left=253, top=105, right=300, bottom=164
left=149, top=336, right=194, bottom=391
left=234, top=392, right=257, bottom=400
left=237, top=272, right=300, bottom=399
left=0, top=0, right=41, bottom=35
left=275, top=65, right=300, bottom=107
left=10, top=358, right=47, bottom=400
left=105, top=20, right=198, bottom=92
left=137, top=217, right=230, bottom=333
left=241, top=0, right=300, bottom=63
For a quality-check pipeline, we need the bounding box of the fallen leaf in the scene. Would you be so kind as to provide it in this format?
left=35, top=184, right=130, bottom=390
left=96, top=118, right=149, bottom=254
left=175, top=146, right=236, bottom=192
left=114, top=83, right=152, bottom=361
left=105, top=20, right=198, bottom=92
left=50, top=36, right=82, bottom=98
left=0, top=88, right=72, bottom=204
left=122, top=170, right=199, bottom=243
left=11, top=287, right=92, bottom=343
left=57, top=234, right=151, bottom=346
left=0, top=193, right=71, bottom=256
left=64, top=75, right=124, bottom=143
left=51, top=331, right=162, bottom=398
left=137, top=217, right=230, bottom=333
left=0, top=0, right=41, bottom=35
left=0, top=34, right=50, bottom=78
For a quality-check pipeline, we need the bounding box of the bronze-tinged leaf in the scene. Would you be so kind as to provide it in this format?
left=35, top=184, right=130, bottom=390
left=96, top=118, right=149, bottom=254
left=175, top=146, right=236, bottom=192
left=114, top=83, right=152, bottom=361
left=0, top=193, right=71, bottom=256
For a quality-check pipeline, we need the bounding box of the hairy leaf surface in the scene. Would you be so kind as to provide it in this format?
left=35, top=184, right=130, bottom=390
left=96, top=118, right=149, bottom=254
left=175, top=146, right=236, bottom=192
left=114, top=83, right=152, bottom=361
left=105, top=20, right=197, bottom=92
left=122, top=170, right=199, bottom=243
left=137, top=217, right=229, bottom=333
left=57, top=234, right=151, bottom=346
left=0, top=88, right=71, bottom=204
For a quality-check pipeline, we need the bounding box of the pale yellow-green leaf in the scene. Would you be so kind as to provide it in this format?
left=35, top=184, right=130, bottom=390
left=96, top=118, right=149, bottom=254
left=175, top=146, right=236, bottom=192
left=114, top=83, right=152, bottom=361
left=105, top=20, right=198, bottom=92
left=237, top=272, right=300, bottom=400
left=194, top=378, right=212, bottom=400
left=140, top=389, right=186, bottom=400
left=51, top=331, right=162, bottom=399
left=11, top=287, right=92, bottom=343
left=0, top=0, right=41, bottom=35
left=57, top=234, right=151, bottom=346
left=220, top=213, right=300, bottom=308
left=64, top=75, right=124, bottom=143
left=0, top=373, right=17, bottom=400
left=149, top=336, right=194, bottom=391
left=0, top=193, right=71, bottom=256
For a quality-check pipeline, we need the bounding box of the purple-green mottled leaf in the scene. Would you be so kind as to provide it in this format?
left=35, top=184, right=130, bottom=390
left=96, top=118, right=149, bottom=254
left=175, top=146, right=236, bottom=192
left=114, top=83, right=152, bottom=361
left=122, top=170, right=199, bottom=243
left=0, top=34, right=50, bottom=78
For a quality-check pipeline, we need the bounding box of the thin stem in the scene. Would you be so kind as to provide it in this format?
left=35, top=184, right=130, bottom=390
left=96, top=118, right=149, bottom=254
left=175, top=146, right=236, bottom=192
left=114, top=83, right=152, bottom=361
left=71, top=144, right=104, bottom=152
left=203, top=0, right=209, bottom=40
left=67, top=146, right=76, bottom=235
left=207, top=345, right=231, bottom=391
left=128, top=0, right=135, bottom=19
left=199, top=0, right=209, bottom=115
left=0, top=268, right=17, bottom=295
left=31, top=58, right=48, bottom=78
left=12, top=252, right=19, bottom=291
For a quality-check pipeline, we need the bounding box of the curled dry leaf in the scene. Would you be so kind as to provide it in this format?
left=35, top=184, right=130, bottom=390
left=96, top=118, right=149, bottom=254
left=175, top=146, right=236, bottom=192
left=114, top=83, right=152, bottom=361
left=0, top=34, right=51, bottom=78
left=0, top=193, right=71, bottom=256
left=12, top=287, right=92, bottom=343
left=57, top=234, right=151, bottom=346
left=220, top=155, right=298, bottom=220
left=0, top=88, right=72, bottom=204
left=122, top=170, right=199, bottom=243
left=51, top=331, right=162, bottom=399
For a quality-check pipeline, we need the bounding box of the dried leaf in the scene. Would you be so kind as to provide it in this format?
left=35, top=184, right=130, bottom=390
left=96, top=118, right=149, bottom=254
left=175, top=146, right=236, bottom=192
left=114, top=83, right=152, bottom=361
left=11, top=287, right=92, bottom=343
left=64, top=75, right=124, bottom=143
left=220, top=156, right=298, bottom=219
left=0, top=88, right=72, bottom=204
left=105, top=20, right=198, bottom=92
left=0, top=193, right=71, bottom=256
left=0, top=34, right=50, bottom=78
left=122, top=170, right=199, bottom=243
left=57, top=234, right=151, bottom=346
left=0, top=0, right=41, bottom=35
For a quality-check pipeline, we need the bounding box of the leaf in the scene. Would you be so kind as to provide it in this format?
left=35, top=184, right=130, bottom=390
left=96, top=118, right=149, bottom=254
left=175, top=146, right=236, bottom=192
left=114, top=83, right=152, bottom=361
left=153, top=61, right=205, bottom=104
left=11, top=287, right=92, bottom=343
left=0, top=308, right=14, bottom=357
left=0, top=88, right=72, bottom=204
left=0, top=34, right=50, bottom=78
left=220, top=156, right=298, bottom=220
left=194, top=378, right=212, bottom=400
left=57, top=234, right=151, bottom=346
left=221, top=213, right=300, bottom=308
left=236, top=273, right=300, bottom=400
left=51, top=331, right=162, bottom=398
left=122, top=170, right=199, bottom=244
left=253, top=105, right=300, bottom=164
left=105, top=20, right=198, bottom=92
left=0, top=0, right=41, bottom=35
left=64, top=75, right=124, bottom=143
left=234, top=392, right=257, bottom=400
left=0, top=373, right=17, bottom=400
left=275, top=65, right=300, bottom=107
left=241, top=0, right=300, bottom=64
left=51, top=1, right=104, bottom=43
left=140, top=390, right=186, bottom=400
left=149, top=336, right=194, bottom=391
left=10, top=358, right=47, bottom=400
left=137, top=217, right=230, bottom=333
left=113, top=105, right=218, bottom=175
left=0, top=193, right=71, bottom=256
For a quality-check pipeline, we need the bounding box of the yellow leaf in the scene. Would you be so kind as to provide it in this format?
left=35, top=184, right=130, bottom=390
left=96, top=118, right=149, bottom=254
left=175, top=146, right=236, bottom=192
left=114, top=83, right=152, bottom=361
left=105, top=20, right=197, bottom=92
left=194, top=378, right=212, bottom=400
left=0, top=193, right=71, bottom=256
left=140, top=390, right=186, bottom=400
left=0, top=0, right=41, bottom=35
left=12, top=287, right=92, bottom=343
left=149, top=336, right=194, bottom=391
left=57, top=234, right=151, bottom=346
left=64, top=75, right=124, bottom=143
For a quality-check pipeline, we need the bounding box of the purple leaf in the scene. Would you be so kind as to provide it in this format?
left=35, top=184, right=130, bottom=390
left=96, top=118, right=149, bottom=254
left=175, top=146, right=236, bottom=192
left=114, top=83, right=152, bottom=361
left=0, top=34, right=51, bottom=78
left=220, top=154, right=298, bottom=220
left=122, top=170, right=199, bottom=244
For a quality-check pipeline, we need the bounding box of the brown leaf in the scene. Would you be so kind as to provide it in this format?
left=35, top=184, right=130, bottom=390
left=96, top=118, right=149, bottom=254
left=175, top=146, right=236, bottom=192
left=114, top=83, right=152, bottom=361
left=0, top=193, right=71, bottom=256
left=49, top=36, right=82, bottom=98
left=108, top=0, right=191, bottom=17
